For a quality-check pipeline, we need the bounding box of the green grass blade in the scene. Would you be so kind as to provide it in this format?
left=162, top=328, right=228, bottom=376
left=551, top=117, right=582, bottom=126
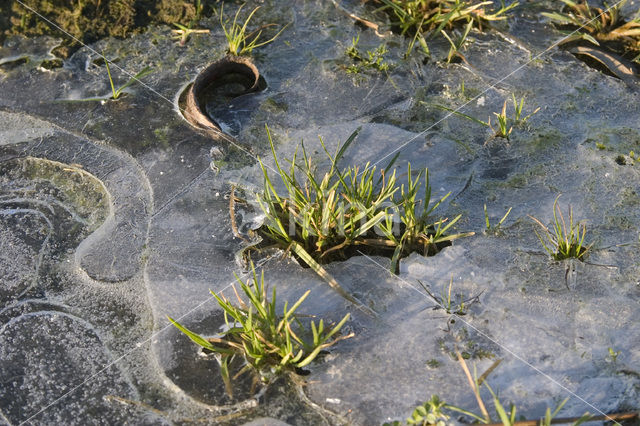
left=284, top=290, right=310, bottom=318
left=335, top=127, right=361, bottom=166
left=444, top=404, right=489, bottom=424
left=219, top=357, right=233, bottom=398
left=167, top=316, right=216, bottom=352
left=103, top=53, right=117, bottom=99
left=353, top=210, right=389, bottom=238
left=497, top=207, right=512, bottom=227
left=389, top=244, right=404, bottom=274
left=243, top=23, right=289, bottom=53
left=289, top=241, right=373, bottom=315
left=323, top=313, right=350, bottom=341
left=430, top=3, right=462, bottom=40
left=541, top=12, right=581, bottom=26
left=114, top=66, right=153, bottom=96
left=484, top=204, right=491, bottom=230
left=434, top=104, right=491, bottom=127
left=296, top=314, right=350, bottom=368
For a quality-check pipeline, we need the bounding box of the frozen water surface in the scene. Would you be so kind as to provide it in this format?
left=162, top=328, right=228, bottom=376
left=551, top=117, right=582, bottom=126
left=0, top=0, right=639, bottom=424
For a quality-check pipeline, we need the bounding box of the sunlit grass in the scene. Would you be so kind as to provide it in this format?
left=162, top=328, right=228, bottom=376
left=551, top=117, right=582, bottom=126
left=255, top=126, right=472, bottom=287
left=484, top=204, right=512, bottom=234
left=168, top=264, right=352, bottom=398
left=345, top=34, right=393, bottom=73
left=219, top=4, right=287, bottom=56
left=433, top=94, right=539, bottom=140
left=103, top=53, right=152, bottom=100
left=385, top=354, right=595, bottom=426
left=529, top=195, right=592, bottom=261
left=542, top=0, right=640, bottom=61
left=370, top=0, right=518, bottom=57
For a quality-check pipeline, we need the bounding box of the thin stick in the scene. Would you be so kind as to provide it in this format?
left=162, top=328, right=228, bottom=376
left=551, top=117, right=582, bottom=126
left=104, top=395, right=168, bottom=417
left=477, top=358, right=502, bottom=386
left=456, top=349, right=490, bottom=422
left=290, top=241, right=377, bottom=318
left=329, top=0, right=390, bottom=37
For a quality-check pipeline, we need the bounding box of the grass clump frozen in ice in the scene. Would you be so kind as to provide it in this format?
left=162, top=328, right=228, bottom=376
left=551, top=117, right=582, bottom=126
left=384, top=354, right=602, bottom=426
left=171, top=0, right=209, bottom=46
left=483, top=204, right=512, bottom=234
left=345, top=34, right=394, bottom=74
left=542, top=0, right=640, bottom=62
left=168, top=264, right=352, bottom=398
left=102, top=53, right=152, bottom=100
left=386, top=395, right=452, bottom=426
left=254, top=126, right=472, bottom=289
left=218, top=4, right=287, bottom=56
left=433, top=94, right=539, bottom=141
left=418, top=277, right=480, bottom=318
left=384, top=386, right=583, bottom=426
left=67, top=52, right=152, bottom=102
left=529, top=195, right=591, bottom=261
left=172, top=22, right=209, bottom=46
left=366, top=0, right=518, bottom=58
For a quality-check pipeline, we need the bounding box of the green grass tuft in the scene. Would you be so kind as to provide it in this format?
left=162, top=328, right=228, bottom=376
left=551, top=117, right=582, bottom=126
left=369, top=0, right=518, bottom=58
left=168, top=263, right=352, bottom=398
left=255, top=126, right=473, bottom=280
left=345, top=34, right=393, bottom=74
left=542, top=0, right=640, bottom=61
left=218, top=4, right=287, bottom=56
left=529, top=195, right=592, bottom=261
left=433, top=94, right=539, bottom=141
left=103, top=52, right=152, bottom=100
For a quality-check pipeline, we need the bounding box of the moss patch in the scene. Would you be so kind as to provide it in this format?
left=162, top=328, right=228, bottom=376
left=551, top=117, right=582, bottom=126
left=1, top=0, right=215, bottom=56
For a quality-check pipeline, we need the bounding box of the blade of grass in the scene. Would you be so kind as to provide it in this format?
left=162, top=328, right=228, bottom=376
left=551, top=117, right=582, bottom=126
left=456, top=348, right=490, bottom=422
left=289, top=241, right=376, bottom=317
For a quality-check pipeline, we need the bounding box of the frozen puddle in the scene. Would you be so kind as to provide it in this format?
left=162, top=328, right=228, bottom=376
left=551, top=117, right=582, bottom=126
left=1, top=1, right=639, bottom=424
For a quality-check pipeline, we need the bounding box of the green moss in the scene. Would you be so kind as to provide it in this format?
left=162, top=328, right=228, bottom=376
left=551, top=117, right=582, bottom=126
left=1, top=0, right=212, bottom=55
left=153, top=126, right=170, bottom=149
left=153, top=0, right=199, bottom=25
left=426, top=359, right=441, bottom=369
left=261, top=97, right=289, bottom=114
left=616, top=188, right=640, bottom=209
left=505, top=174, right=527, bottom=188
left=487, top=163, right=547, bottom=190
left=588, top=127, right=640, bottom=161
left=604, top=215, right=635, bottom=230
left=437, top=328, right=496, bottom=361
left=522, top=130, right=562, bottom=154
left=5, top=0, right=133, bottom=45
left=587, top=127, right=640, bottom=153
